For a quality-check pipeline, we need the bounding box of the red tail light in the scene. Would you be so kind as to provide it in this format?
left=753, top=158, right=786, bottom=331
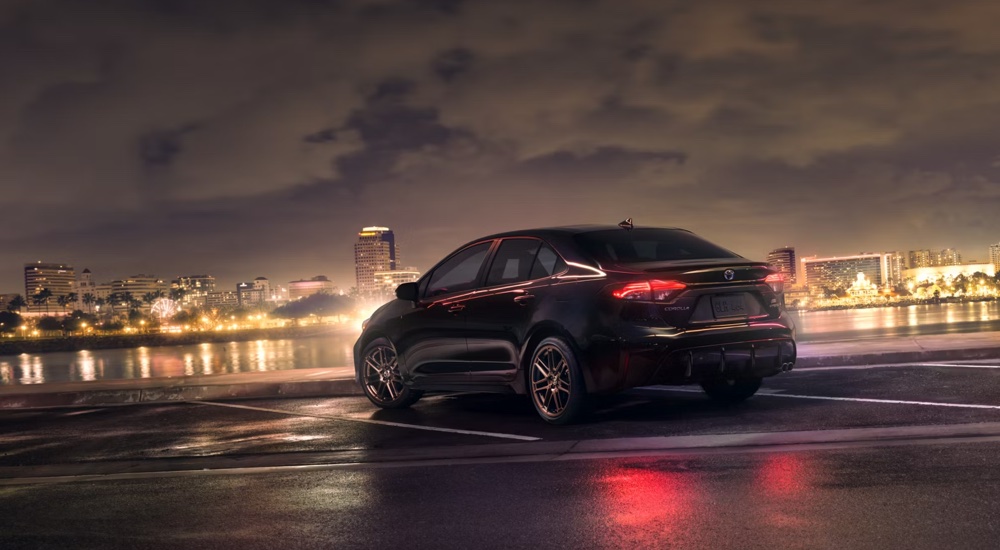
left=611, top=280, right=687, bottom=301
left=764, top=273, right=785, bottom=293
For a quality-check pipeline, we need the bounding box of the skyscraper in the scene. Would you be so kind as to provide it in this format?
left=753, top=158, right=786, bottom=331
left=24, top=262, right=76, bottom=313
left=354, top=226, right=397, bottom=295
left=990, top=243, right=1000, bottom=273
left=766, top=247, right=796, bottom=285
left=884, top=252, right=906, bottom=288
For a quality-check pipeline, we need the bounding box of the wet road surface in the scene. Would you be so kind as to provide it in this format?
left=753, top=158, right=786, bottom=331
left=4, top=359, right=1000, bottom=548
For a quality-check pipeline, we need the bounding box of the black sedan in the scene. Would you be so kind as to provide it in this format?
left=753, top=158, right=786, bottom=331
left=354, top=224, right=796, bottom=424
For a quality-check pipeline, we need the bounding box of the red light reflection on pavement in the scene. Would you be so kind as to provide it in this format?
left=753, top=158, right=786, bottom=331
left=757, top=454, right=810, bottom=497
left=594, top=462, right=701, bottom=547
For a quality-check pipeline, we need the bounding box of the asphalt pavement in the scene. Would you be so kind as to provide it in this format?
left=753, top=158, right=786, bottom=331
left=4, top=333, right=1000, bottom=548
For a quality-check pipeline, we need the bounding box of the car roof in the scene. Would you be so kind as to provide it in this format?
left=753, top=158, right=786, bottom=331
left=476, top=224, right=692, bottom=241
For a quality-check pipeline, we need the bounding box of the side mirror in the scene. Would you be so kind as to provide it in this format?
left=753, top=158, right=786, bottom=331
left=395, top=282, right=419, bottom=302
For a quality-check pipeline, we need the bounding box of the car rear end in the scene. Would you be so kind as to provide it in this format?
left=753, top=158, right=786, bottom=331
left=571, top=228, right=796, bottom=392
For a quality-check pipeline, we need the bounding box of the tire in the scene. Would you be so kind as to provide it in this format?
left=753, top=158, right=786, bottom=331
left=700, top=376, right=762, bottom=404
left=527, top=337, right=588, bottom=425
left=360, top=338, right=423, bottom=409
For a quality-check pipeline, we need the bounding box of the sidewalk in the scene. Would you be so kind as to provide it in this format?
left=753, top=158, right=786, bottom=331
left=3, top=331, right=1000, bottom=409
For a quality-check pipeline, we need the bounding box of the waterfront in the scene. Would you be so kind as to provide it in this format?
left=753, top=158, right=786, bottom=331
left=2, top=301, right=999, bottom=386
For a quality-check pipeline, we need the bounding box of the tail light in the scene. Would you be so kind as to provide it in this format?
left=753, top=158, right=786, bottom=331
left=611, top=280, right=687, bottom=301
left=764, top=273, right=785, bottom=293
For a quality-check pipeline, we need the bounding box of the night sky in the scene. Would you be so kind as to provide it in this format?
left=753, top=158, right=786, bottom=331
left=2, top=0, right=1000, bottom=292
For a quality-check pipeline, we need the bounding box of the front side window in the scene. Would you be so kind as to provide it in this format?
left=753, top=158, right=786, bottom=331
left=425, top=242, right=493, bottom=297
left=485, top=239, right=543, bottom=286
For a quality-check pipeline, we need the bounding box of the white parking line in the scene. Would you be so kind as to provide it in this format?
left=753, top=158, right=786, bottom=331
left=796, top=362, right=1000, bottom=372
left=196, top=400, right=540, bottom=441
left=649, top=387, right=1000, bottom=410
left=917, top=363, right=1000, bottom=369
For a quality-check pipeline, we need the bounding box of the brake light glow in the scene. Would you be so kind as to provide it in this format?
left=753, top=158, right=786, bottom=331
left=764, top=273, right=785, bottom=293
left=611, top=280, right=687, bottom=301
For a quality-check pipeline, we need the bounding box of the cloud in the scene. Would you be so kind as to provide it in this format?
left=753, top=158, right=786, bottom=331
left=2, top=0, right=1000, bottom=290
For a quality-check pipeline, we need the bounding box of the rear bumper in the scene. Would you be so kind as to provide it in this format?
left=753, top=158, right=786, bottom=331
left=582, top=322, right=796, bottom=393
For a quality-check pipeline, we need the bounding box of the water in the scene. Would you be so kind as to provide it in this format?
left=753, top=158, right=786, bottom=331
left=790, top=301, right=1000, bottom=342
left=2, top=301, right=999, bottom=386
left=0, top=334, right=358, bottom=386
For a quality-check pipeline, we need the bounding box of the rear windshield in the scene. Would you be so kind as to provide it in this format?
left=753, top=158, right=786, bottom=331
left=574, top=229, right=741, bottom=264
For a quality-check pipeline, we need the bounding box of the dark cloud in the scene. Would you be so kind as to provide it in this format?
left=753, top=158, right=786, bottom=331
left=2, top=0, right=1000, bottom=291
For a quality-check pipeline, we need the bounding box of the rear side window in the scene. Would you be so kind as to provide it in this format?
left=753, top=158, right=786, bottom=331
left=529, top=244, right=566, bottom=279
left=574, top=229, right=740, bottom=264
left=486, top=239, right=542, bottom=286
left=426, top=242, right=492, bottom=297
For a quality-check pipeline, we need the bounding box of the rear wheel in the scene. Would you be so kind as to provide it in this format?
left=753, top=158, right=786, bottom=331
left=528, top=337, right=587, bottom=424
left=700, top=376, right=762, bottom=403
left=361, top=338, right=423, bottom=409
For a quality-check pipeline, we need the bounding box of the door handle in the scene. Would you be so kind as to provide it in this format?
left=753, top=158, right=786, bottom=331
left=513, top=294, right=535, bottom=305
left=447, top=303, right=466, bottom=313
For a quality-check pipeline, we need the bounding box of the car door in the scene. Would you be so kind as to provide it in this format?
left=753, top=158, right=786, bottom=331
left=464, top=239, right=565, bottom=381
left=392, top=240, right=494, bottom=386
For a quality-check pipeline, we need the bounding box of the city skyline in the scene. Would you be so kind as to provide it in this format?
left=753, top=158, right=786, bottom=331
left=6, top=234, right=1000, bottom=298
left=3, top=2, right=1000, bottom=296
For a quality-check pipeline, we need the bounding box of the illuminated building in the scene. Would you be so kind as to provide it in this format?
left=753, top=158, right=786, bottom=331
left=289, top=276, right=337, bottom=301
left=373, top=268, right=421, bottom=297
left=102, top=275, right=169, bottom=313
left=883, top=252, right=906, bottom=288
left=935, top=248, right=961, bottom=266
left=908, top=250, right=933, bottom=269
left=74, top=268, right=97, bottom=310
left=172, top=275, right=216, bottom=308
left=991, top=244, right=1000, bottom=273
left=24, top=262, right=77, bottom=313
left=206, top=290, right=239, bottom=308
left=766, top=247, right=796, bottom=285
left=904, top=263, right=996, bottom=284
left=237, top=277, right=273, bottom=307
left=355, top=226, right=397, bottom=296
left=800, top=254, right=887, bottom=292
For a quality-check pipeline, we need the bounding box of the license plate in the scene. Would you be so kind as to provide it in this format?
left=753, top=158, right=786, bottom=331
left=711, top=294, right=747, bottom=318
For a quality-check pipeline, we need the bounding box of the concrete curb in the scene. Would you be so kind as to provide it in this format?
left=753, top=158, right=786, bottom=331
left=0, top=379, right=363, bottom=410
left=796, top=346, right=1000, bottom=368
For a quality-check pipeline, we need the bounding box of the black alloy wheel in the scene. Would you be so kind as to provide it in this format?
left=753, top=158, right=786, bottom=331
left=700, top=376, right=763, bottom=403
left=361, top=338, right=423, bottom=409
left=528, top=337, right=587, bottom=424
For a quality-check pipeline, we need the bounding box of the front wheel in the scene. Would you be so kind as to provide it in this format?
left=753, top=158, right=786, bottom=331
left=361, top=338, right=423, bottom=409
left=528, top=337, right=588, bottom=425
left=700, top=376, right=762, bottom=404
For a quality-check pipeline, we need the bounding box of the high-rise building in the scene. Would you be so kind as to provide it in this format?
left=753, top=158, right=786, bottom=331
left=800, top=254, right=886, bottom=291
left=908, top=250, right=933, bottom=269
left=354, top=226, right=397, bottom=295
left=766, top=247, right=796, bottom=285
left=74, top=268, right=98, bottom=310
left=172, top=275, right=216, bottom=308
left=935, top=248, right=961, bottom=266
left=289, top=276, right=337, bottom=301
left=884, top=252, right=906, bottom=288
left=24, top=262, right=77, bottom=313
left=991, top=243, right=1000, bottom=273
left=236, top=278, right=273, bottom=307
left=103, top=275, right=169, bottom=313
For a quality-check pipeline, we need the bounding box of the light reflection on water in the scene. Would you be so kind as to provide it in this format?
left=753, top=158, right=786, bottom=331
left=790, top=301, right=1000, bottom=335
left=0, top=333, right=359, bottom=386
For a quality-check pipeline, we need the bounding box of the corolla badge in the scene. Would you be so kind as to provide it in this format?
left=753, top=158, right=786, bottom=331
left=724, top=269, right=736, bottom=281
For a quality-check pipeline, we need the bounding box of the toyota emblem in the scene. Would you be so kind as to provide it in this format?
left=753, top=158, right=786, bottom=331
left=724, top=269, right=735, bottom=281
